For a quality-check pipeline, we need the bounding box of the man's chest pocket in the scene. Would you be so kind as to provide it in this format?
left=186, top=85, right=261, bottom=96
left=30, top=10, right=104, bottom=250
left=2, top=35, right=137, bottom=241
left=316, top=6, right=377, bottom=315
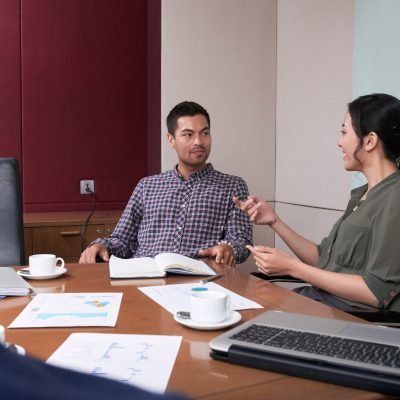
left=186, top=189, right=229, bottom=229
left=334, top=222, right=370, bottom=270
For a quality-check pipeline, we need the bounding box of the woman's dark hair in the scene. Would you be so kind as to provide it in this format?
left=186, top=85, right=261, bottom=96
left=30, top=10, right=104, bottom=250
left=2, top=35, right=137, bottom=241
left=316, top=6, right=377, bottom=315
left=166, top=101, right=210, bottom=136
left=348, top=93, right=400, bottom=168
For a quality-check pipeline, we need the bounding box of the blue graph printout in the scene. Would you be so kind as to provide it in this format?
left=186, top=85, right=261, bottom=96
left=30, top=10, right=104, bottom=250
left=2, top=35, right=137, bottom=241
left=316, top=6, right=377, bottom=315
left=8, top=293, right=122, bottom=328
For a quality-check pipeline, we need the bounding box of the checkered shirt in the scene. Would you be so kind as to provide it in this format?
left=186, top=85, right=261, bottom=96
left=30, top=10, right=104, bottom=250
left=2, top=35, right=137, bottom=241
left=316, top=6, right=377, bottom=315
left=94, top=163, right=252, bottom=263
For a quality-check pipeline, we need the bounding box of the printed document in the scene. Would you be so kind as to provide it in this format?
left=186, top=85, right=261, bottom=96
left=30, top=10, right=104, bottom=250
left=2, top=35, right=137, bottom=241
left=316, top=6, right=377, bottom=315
left=139, top=282, right=263, bottom=314
left=8, top=293, right=122, bottom=328
left=47, top=333, right=182, bottom=393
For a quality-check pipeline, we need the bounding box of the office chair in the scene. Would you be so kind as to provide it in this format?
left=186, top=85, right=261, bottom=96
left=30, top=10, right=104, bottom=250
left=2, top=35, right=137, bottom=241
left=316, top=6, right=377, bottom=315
left=251, top=271, right=304, bottom=283
left=0, top=158, right=24, bottom=266
left=251, top=272, right=400, bottom=327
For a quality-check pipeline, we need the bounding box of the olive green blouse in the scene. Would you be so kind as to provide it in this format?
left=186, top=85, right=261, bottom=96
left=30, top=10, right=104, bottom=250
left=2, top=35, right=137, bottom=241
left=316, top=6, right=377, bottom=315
left=317, top=171, right=400, bottom=311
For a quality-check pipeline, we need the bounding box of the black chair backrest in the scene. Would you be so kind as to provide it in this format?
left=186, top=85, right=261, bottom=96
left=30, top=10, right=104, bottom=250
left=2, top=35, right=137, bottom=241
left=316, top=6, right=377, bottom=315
left=0, top=158, right=24, bottom=266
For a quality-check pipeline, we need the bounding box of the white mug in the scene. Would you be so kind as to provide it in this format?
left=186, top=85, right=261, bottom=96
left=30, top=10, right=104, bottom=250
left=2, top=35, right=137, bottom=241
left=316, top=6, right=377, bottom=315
left=191, top=290, right=231, bottom=324
left=29, top=254, right=65, bottom=276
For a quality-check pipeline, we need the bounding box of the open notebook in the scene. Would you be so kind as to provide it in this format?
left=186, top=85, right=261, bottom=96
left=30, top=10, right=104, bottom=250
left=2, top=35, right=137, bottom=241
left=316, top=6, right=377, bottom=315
left=109, top=253, right=216, bottom=279
left=209, top=310, right=400, bottom=395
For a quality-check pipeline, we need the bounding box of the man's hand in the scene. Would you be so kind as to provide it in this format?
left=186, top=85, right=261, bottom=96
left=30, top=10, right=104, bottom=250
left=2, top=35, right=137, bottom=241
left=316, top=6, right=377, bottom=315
left=199, top=244, right=236, bottom=267
left=79, top=244, right=110, bottom=264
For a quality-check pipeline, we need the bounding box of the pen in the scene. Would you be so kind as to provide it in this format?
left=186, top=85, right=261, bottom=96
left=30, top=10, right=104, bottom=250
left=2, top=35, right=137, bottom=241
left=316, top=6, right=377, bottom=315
left=200, top=273, right=223, bottom=284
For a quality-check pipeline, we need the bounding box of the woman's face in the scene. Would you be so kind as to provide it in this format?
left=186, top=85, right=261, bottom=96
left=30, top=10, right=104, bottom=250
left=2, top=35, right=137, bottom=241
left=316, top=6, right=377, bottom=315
left=338, top=112, right=363, bottom=171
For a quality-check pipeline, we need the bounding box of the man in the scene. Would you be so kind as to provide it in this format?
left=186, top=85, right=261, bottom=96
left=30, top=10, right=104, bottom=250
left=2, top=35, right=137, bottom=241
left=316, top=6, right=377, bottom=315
left=79, top=101, right=252, bottom=266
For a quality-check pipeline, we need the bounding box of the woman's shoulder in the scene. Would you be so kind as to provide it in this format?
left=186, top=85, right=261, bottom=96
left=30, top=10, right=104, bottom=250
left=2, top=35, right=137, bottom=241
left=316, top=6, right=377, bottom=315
left=375, top=173, right=400, bottom=212
left=381, top=171, right=400, bottom=198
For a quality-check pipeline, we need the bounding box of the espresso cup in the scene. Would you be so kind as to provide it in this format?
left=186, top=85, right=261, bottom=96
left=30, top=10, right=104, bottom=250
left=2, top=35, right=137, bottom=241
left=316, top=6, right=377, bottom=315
left=191, top=290, right=231, bottom=324
left=29, top=254, right=65, bottom=276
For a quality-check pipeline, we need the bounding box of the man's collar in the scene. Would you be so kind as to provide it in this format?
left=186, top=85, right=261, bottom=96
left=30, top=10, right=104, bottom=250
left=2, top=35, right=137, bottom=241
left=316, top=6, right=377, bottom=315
left=172, top=163, right=214, bottom=181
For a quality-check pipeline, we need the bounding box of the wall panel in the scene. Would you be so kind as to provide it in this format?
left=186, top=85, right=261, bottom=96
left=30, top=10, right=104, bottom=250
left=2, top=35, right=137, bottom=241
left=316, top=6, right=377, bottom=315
left=21, top=0, right=150, bottom=211
left=276, top=0, right=353, bottom=211
left=275, top=203, right=343, bottom=256
left=0, top=0, right=21, bottom=160
left=162, top=0, right=277, bottom=271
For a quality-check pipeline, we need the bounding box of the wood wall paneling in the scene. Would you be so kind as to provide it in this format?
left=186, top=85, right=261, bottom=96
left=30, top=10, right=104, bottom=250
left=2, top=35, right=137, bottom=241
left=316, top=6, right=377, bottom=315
left=0, top=0, right=21, bottom=160
left=147, top=0, right=161, bottom=175
left=17, top=0, right=158, bottom=212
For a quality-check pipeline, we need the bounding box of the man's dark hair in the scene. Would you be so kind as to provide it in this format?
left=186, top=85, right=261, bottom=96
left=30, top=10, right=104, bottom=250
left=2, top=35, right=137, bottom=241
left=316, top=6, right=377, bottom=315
left=166, top=101, right=210, bottom=135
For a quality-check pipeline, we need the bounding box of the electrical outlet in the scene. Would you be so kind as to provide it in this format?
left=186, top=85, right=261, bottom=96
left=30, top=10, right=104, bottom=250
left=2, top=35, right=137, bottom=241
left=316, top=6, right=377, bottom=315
left=80, top=180, right=95, bottom=195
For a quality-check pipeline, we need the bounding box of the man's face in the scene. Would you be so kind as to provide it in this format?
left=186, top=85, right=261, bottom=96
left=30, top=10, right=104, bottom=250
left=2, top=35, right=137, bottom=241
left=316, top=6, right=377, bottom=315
left=167, top=114, right=211, bottom=170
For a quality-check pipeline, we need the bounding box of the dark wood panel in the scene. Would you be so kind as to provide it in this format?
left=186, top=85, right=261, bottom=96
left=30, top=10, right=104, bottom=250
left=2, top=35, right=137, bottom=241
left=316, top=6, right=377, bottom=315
left=24, top=210, right=121, bottom=259
left=0, top=0, right=21, bottom=159
left=20, top=0, right=152, bottom=212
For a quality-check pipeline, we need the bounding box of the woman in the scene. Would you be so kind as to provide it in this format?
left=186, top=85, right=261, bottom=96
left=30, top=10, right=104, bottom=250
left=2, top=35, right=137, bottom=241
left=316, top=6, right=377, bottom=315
left=235, top=93, right=400, bottom=311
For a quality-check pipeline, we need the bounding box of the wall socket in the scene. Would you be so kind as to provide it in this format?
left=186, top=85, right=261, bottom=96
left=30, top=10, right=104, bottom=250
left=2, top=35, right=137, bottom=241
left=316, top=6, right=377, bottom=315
left=80, top=180, right=95, bottom=194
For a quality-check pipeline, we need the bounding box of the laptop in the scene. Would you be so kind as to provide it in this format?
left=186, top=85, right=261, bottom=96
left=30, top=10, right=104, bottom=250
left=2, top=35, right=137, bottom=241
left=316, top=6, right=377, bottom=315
left=209, top=311, right=400, bottom=395
left=0, top=268, right=34, bottom=296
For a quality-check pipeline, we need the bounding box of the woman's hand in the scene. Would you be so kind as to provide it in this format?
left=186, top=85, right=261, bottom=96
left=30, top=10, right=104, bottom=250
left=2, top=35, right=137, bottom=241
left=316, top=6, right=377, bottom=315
left=246, top=245, right=299, bottom=276
left=246, top=245, right=379, bottom=307
left=233, top=195, right=277, bottom=225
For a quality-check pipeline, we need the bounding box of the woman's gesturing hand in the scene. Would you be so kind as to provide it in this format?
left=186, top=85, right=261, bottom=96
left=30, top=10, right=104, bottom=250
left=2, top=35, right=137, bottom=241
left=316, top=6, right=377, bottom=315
left=233, top=195, right=277, bottom=226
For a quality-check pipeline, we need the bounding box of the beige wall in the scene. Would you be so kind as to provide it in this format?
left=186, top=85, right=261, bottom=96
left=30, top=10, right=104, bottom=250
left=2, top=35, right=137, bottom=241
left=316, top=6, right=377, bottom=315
left=274, top=0, right=353, bottom=248
left=276, top=0, right=353, bottom=209
left=162, top=0, right=277, bottom=271
left=275, top=203, right=343, bottom=255
left=161, top=0, right=354, bottom=270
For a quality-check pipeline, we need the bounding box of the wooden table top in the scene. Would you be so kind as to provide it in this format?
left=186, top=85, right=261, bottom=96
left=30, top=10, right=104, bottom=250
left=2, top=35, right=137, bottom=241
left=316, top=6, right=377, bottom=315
left=0, top=263, right=393, bottom=400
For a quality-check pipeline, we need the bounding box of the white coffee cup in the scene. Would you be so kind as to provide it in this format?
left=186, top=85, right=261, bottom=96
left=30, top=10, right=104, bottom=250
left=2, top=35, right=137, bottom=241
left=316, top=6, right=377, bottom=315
left=191, top=290, right=231, bottom=324
left=29, top=254, right=65, bottom=276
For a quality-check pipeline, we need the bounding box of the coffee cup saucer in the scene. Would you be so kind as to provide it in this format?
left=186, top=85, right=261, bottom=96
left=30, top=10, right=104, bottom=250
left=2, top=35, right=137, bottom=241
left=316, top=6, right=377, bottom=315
left=174, top=311, right=241, bottom=330
left=17, top=267, right=68, bottom=280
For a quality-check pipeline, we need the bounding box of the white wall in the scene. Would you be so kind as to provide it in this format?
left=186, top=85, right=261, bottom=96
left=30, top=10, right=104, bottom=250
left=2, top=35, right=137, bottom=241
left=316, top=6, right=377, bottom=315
left=161, top=0, right=357, bottom=269
left=162, top=0, right=277, bottom=271
left=352, top=0, right=400, bottom=189
left=275, top=203, right=343, bottom=255
left=354, top=0, right=400, bottom=98
left=274, top=0, right=353, bottom=247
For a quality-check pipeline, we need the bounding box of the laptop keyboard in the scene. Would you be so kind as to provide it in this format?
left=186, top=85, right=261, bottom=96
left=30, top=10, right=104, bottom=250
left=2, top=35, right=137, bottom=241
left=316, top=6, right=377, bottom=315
left=230, top=324, right=400, bottom=368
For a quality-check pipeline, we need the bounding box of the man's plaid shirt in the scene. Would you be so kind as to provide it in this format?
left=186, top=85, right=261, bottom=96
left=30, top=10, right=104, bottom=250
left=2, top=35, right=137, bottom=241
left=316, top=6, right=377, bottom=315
left=94, top=164, right=252, bottom=263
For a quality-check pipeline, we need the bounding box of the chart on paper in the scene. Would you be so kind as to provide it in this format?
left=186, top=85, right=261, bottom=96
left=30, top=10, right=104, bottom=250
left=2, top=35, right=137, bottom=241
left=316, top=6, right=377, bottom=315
left=138, top=282, right=263, bottom=315
left=8, top=293, right=122, bottom=328
left=47, top=333, right=182, bottom=393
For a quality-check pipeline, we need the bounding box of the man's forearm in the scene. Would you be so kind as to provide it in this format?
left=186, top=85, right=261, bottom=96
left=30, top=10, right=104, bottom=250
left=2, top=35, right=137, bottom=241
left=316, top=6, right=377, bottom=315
left=92, top=237, right=132, bottom=258
left=224, top=234, right=252, bottom=264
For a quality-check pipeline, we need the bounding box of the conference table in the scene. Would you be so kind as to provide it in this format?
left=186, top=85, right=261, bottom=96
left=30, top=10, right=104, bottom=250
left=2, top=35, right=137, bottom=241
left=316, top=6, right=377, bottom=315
left=1, top=262, right=395, bottom=400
